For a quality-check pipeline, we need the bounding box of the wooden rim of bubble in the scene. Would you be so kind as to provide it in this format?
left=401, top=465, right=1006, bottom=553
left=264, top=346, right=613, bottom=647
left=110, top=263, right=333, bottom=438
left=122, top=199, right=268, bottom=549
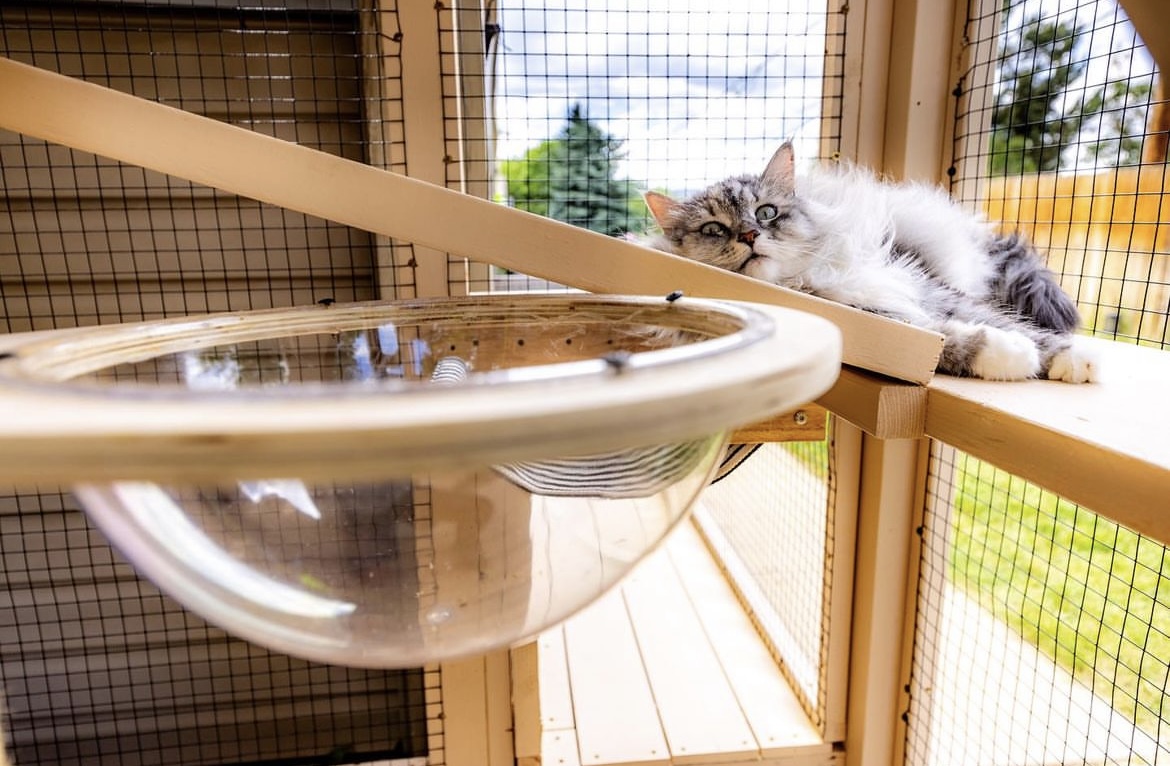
left=0, top=294, right=842, bottom=485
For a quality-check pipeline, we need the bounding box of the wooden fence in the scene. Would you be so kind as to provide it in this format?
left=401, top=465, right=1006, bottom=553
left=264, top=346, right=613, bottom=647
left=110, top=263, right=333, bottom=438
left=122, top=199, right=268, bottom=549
left=983, top=164, right=1170, bottom=346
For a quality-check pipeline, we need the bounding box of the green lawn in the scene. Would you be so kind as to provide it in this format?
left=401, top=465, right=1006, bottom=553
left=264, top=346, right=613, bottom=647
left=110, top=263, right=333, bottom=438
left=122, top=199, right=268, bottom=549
left=948, top=453, right=1170, bottom=735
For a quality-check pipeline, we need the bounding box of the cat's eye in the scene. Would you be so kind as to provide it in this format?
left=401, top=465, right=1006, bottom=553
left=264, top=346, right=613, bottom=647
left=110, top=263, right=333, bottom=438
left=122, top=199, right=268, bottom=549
left=755, top=204, right=781, bottom=223
left=699, top=222, right=729, bottom=237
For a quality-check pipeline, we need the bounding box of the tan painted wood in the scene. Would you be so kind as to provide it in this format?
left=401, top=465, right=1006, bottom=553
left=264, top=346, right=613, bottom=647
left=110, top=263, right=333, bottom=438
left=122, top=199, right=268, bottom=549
left=511, top=642, right=542, bottom=763
left=0, top=57, right=943, bottom=384
left=667, top=524, right=827, bottom=759
left=730, top=406, right=827, bottom=444
left=821, top=421, right=862, bottom=743
left=621, top=540, right=759, bottom=764
left=1118, top=0, right=1170, bottom=75
left=439, top=657, right=489, bottom=766
left=926, top=337, right=1170, bottom=546
left=440, top=651, right=517, bottom=766
left=562, top=590, right=670, bottom=766
left=0, top=295, right=841, bottom=484
left=397, top=0, right=454, bottom=298
left=881, top=0, right=961, bottom=183
left=817, top=368, right=927, bottom=440
left=843, top=430, right=929, bottom=766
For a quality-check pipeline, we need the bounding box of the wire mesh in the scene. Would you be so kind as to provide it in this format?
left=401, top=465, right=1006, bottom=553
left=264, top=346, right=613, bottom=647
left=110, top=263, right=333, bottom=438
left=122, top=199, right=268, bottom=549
left=906, top=444, right=1169, bottom=766
left=949, top=0, right=1168, bottom=349
left=0, top=0, right=419, bottom=334
left=695, top=428, right=834, bottom=731
left=0, top=2, right=438, bottom=763
left=436, top=0, right=847, bottom=295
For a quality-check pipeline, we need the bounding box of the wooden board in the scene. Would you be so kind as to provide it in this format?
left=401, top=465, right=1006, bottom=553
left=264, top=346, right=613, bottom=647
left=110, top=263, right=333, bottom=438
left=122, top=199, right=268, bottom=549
left=925, top=337, right=1170, bottom=546
left=562, top=593, right=671, bottom=766
left=730, top=406, right=827, bottom=444
left=667, top=525, right=827, bottom=758
left=621, top=543, right=759, bottom=764
left=0, top=57, right=943, bottom=384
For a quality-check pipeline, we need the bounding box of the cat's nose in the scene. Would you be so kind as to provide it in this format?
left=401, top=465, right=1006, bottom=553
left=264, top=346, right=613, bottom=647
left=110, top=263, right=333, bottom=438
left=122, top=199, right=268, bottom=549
left=738, top=229, right=759, bottom=245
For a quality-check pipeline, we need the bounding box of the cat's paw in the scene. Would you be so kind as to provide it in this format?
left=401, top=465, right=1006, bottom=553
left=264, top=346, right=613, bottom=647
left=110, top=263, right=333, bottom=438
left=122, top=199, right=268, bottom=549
left=1046, top=344, right=1099, bottom=383
left=970, top=328, right=1041, bottom=380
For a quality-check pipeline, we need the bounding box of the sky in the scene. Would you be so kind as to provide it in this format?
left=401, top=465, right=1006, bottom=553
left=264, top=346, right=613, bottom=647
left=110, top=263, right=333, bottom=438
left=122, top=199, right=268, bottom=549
left=491, top=0, right=831, bottom=195
left=488, top=0, right=1155, bottom=195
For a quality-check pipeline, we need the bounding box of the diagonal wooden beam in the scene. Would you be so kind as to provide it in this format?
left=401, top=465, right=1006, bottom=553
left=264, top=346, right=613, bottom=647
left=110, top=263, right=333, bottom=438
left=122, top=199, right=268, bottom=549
left=0, top=57, right=943, bottom=383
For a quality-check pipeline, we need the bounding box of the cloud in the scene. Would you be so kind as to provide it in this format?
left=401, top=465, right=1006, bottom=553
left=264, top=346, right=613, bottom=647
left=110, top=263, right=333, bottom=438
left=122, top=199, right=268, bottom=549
left=492, top=1, right=831, bottom=192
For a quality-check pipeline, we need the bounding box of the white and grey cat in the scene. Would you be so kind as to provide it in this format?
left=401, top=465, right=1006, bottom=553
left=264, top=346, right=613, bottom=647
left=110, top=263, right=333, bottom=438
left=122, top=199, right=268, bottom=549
left=642, top=142, right=1097, bottom=383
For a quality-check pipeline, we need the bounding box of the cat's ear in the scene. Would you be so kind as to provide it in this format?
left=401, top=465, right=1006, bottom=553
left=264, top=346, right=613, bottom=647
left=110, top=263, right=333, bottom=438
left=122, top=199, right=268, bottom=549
left=762, top=141, right=796, bottom=195
left=643, top=191, right=680, bottom=229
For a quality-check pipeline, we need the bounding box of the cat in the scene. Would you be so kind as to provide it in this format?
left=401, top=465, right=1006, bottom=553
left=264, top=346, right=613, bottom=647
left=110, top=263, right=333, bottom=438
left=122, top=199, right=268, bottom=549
left=641, top=142, right=1097, bottom=383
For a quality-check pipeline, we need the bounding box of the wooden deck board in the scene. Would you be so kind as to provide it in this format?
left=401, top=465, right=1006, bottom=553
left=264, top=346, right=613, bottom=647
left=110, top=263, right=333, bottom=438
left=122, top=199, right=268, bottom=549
left=529, top=520, right=832, bottom=766
left=667, top=526, right=827, bottom=758
left=563, top=590, right=671, bottom=766
left=622, top=545, right=759, bottom=763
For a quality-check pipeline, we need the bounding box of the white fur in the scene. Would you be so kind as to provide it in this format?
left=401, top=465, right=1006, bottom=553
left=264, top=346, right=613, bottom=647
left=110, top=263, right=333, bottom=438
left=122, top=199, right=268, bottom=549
left=787, top=164, right=997, bottom=307
left=969, top=327, right=1042, bottom=380
left=1047, top=341, right=1099, bottom=383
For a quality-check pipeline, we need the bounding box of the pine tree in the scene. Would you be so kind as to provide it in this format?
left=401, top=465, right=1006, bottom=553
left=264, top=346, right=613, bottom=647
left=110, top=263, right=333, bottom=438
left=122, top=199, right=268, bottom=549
left=500, top=105, right=646, bottom=236
left=546, top=105, right=644, bottom=236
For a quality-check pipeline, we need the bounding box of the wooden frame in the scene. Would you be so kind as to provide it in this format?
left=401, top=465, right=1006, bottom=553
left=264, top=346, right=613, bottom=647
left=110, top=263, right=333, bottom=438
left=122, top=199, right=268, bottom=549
left=0, top=56, right=943, bottom=385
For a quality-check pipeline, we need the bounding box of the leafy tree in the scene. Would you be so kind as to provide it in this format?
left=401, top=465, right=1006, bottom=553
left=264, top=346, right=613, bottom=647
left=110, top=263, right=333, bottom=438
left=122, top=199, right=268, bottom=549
left=500, top=140, right=554, bottom=218
left=989, top=15, right=1103, bottom=175
left=500, top=105, right=648, bottom=235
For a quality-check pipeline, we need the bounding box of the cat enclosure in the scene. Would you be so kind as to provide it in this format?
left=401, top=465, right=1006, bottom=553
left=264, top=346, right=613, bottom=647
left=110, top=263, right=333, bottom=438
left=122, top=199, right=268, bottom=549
left=0, top=1, right=1167, bottom=766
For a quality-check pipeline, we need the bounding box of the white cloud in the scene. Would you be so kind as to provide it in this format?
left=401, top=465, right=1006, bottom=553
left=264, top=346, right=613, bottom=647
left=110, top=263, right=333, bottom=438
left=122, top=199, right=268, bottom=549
left=492, top=1, right=831, bottom=194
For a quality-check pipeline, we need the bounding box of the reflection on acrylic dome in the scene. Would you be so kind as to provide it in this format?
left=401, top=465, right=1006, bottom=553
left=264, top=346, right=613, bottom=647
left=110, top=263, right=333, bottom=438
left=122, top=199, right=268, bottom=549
left=18, top=295, right=843, bottom=667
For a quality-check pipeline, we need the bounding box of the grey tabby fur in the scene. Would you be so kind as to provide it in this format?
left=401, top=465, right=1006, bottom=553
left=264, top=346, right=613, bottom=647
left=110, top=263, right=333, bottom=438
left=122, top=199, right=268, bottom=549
left=642, top=142, right=1097, bottom=382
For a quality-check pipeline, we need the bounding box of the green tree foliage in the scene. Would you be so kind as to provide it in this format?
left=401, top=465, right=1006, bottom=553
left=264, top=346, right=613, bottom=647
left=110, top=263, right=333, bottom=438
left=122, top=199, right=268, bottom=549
left=989, top=15, right=1103, bottom=175
left=501, top=105, right=648, bottom=236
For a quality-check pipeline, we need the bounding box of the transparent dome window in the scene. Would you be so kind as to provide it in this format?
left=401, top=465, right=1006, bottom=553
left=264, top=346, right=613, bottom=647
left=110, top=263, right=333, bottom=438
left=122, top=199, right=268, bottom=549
left=0, top=295, right=841, bottom=667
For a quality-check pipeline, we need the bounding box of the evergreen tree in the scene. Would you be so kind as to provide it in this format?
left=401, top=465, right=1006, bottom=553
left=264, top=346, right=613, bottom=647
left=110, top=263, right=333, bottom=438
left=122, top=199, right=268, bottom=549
left=501, top=105, right=647, bottom=236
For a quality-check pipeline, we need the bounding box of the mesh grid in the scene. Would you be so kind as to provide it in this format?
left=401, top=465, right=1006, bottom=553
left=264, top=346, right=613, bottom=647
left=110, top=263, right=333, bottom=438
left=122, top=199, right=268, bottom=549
left=0, top=488, right=430, bottom=766
left=0, top=2, right=438, bottom=763
left=436, top=0, right=847, bottom=295
left=0, top=0, right=419, bottom=333
left=950, top=0, right=1168, bottom=348
left=695, top=428, right=833, bottom=731
left=906, top=445, right=1169, bottom=765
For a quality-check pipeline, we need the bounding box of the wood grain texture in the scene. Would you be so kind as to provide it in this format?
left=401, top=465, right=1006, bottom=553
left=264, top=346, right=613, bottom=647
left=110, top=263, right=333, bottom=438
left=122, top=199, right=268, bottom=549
left=0, top=57, right=943, bottom=384
left=730, top=406, right=827, bottom=443
left=818, top=369, right=927, bottom=439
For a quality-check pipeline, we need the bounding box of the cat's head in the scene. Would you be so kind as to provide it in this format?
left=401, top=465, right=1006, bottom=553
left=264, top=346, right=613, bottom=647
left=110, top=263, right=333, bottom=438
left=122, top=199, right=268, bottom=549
left=644, top=142, right=818, bottom=286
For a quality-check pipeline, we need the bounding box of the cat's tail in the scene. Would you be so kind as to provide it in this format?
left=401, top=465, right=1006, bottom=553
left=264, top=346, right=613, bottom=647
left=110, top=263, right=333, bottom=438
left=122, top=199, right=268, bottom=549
left=988, top=233, right=1081, bottom=333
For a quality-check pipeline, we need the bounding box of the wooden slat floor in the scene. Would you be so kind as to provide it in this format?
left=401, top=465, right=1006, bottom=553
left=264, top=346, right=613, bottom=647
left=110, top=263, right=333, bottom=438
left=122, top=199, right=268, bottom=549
left=523, top=516, right=836, bottom=766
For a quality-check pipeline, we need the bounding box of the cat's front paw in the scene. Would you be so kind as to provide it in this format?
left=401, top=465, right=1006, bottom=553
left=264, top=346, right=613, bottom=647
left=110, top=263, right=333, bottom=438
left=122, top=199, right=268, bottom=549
left=1046, top=344, right=1099, bottom=383
left=970, top=327, right=1041, bottom=380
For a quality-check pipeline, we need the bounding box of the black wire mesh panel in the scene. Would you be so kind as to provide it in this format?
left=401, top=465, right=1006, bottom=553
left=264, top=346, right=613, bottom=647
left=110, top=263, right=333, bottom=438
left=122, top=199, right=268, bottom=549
left=437, top=1, right=848, bottom=295
left=0, top=1, right=436, bottom=763
left=0, top=0, right=420, bottom=334
left=949, top=0, right=1168, bottom=349
left=906, top=444, right=1168, bottom=766
left=0, top=488, right=431, bottom=766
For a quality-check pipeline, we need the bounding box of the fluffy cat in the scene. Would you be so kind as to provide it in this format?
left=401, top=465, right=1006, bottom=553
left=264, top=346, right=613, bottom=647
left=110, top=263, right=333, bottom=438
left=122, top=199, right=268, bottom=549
left=642, top=142, right=1097, bottom=383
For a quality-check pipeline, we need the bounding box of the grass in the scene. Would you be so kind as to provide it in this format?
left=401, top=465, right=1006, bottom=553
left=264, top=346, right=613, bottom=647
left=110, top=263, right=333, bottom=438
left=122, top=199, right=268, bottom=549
left=948, top=453, right=1170, bottom=736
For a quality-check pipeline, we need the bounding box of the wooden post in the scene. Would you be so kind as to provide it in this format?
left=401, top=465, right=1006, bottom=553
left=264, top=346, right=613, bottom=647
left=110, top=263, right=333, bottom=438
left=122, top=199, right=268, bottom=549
left=843, top=429, right=930, bottom=766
